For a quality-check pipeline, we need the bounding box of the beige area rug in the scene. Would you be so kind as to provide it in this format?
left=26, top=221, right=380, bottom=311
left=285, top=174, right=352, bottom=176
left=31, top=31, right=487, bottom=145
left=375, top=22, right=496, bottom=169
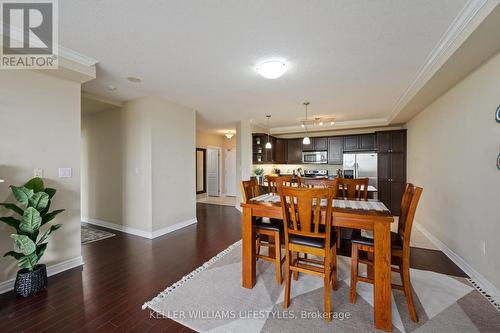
left=143, top=241, right=500, bottom=333
left=81, top=224, right=115, bottom=245
left=197, top=196, right=236, bottom=207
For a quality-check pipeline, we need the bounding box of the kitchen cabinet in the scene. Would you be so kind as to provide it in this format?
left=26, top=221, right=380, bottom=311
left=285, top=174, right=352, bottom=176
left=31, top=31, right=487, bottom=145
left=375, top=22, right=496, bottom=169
left=376, top=130, right=407, bottom=215
left=314, top=137, right=328, bottom=151
left=343, top=134, right=376, bottom=151
left=274, top=139, right=288, bottom=164
left=252, top=134, right=266, bottom=164
left=327, top=137, right=343, bottom=165
left=287, top=138, right=303, bottom=164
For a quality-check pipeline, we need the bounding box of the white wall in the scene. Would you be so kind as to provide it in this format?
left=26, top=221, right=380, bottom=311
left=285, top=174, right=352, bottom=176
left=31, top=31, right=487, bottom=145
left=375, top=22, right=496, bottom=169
left=81, top=109, right=123, bottom=225
left=236, top=120, right=253, bottom=208
left=0, top=71, right=82, bottom=284
left=406, top=51, right=500, bottom=293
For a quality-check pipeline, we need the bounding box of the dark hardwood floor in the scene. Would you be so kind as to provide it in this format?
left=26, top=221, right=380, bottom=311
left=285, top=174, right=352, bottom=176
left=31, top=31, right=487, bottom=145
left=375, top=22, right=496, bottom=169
left=0, top=203, right=466, bottom=332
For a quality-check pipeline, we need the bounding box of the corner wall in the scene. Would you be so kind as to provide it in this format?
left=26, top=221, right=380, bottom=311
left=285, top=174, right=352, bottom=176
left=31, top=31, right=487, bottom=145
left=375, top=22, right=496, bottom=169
left=0, top=71, right=82, bottom=285
left=406, top=51, right=500, bottom=294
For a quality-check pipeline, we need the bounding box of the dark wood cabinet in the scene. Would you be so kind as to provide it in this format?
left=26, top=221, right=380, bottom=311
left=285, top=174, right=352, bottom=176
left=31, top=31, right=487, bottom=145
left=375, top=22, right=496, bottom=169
left=344, top=134, right=376, bottom=151
left=287, top=138, right=303, bottom=164
left=314, top=137, right=328, bottom=151
left=302, top=138, right=314, bottom=151
left=252, top=134, right=266, bottom=164
left=327, top=137, right=343, bottom=165
left=274, top=139, right=288, bottom=164
left=376, top=130, right=407, bottom=215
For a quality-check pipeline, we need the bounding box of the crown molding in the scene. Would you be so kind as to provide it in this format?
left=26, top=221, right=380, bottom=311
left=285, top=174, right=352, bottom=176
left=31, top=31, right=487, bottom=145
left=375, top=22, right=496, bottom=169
left=59, top=46, right=98, bottom=67
left=387, top=0, right=489, bottom=123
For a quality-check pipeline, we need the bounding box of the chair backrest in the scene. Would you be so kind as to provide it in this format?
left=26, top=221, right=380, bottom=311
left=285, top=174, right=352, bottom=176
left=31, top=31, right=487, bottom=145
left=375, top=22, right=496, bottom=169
left=240, top=178, right=260, bottom=203
left=336, top=178, right=369, bottom=200
left=279, top=186, right=334, bottom=248
left=397, top=183, right=423, bottom=252
left=265, top=175, right=292, bottom=193
left=298, top=177, right=338, bottom=196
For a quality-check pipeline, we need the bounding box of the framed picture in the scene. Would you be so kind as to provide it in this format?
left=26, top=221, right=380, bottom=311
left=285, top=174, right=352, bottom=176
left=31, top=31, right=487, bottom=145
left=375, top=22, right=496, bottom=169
left=496, top=105, right=500, bottom=123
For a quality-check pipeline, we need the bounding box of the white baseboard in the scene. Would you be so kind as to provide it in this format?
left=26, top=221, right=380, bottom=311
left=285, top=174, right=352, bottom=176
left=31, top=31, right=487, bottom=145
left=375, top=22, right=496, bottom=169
left=415, top=222, right=500, bottom=300
left=0, top=256, right=84, bottom=294
left=235, top=206, right=242, bottom=213
left=151, top=218, right=197, bottom=238
left=82, top=217, right=197, bottom=239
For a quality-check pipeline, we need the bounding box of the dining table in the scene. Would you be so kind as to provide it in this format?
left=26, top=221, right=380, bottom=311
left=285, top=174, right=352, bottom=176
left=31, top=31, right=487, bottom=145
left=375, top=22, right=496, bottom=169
left=241, top=193, right=395, bottom=332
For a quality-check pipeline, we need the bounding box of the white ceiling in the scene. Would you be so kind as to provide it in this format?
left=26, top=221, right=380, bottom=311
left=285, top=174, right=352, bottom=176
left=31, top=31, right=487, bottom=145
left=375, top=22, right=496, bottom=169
left=60, top=0, right=470, bottom=133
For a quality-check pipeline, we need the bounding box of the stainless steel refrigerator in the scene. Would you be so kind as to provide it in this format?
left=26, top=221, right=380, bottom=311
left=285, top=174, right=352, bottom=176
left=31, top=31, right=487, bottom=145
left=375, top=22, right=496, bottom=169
left=342, top=153, right=377, bottom=187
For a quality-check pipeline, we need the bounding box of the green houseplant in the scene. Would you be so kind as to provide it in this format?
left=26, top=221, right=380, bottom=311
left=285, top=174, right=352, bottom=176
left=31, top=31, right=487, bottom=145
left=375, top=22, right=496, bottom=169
left=0, top=177, right=64, bottom=297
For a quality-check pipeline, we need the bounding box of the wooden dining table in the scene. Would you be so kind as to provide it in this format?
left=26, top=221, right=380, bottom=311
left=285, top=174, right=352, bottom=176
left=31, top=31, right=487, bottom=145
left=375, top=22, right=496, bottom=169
left=241, top=194, right=395, bottom=332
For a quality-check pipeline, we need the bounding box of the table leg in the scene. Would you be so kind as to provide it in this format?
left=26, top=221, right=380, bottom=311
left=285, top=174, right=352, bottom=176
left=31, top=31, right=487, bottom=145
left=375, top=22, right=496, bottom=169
left=373, top=222, right=392, bottom=332
left=242, top=207, right=256, bottom=288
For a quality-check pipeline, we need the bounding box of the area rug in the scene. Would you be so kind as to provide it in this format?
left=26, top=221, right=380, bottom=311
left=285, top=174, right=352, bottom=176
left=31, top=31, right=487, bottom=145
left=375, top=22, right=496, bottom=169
left=81, top=224, right=116, bottom=244
left=143, top=241, right=500, bottom=333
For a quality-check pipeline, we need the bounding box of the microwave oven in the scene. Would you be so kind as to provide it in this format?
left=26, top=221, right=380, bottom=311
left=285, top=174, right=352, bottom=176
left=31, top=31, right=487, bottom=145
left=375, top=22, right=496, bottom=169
left=302, top=151, right=327, bottom=164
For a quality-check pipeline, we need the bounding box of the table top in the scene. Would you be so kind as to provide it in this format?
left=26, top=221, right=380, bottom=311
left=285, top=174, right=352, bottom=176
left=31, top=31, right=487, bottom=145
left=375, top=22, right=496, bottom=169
left=242, top=193, right=392, bottom=218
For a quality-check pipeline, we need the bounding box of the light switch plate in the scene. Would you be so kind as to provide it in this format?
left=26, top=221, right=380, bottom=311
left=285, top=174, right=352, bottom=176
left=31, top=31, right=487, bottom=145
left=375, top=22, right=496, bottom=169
left=58, top=168, right=72, bottom=178
left=34, top=168, right=44, bottom=177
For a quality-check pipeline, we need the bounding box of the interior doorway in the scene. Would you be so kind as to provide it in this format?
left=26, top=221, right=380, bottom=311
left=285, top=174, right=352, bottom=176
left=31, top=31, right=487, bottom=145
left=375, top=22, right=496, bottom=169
left=206, top=147, right=220, bottom=197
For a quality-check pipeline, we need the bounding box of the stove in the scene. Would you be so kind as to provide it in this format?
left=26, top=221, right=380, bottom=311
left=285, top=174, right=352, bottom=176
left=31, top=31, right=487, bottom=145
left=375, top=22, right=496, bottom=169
left=303, top=169, right=328, bottom=177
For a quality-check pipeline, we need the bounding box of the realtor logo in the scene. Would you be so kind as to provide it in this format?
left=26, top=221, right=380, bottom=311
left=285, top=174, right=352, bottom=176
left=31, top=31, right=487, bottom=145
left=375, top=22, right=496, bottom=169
left=1, top=0, right=58, bottom=69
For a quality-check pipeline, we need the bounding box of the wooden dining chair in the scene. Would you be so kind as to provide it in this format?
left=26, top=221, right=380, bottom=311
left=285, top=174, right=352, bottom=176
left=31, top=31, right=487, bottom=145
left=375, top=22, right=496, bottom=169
left=335, top=177, right=369, bottom=248
left=240, top=179, right=284, bottom=284
left=265, top=175, right=293, bottom=192
left=350, top=183, right=423, bottom=322
left=278, top=186, right=338, bottom=321
left=297, top=176, right=337, bottom=193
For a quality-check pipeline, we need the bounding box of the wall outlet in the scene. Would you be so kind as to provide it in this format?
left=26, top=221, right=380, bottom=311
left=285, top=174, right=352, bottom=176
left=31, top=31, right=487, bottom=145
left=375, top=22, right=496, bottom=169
left=33, top=168, right=43, bottom=177
left=480, top=240, right=486, bottom=256
left=58, top=167, right=72, bottom=178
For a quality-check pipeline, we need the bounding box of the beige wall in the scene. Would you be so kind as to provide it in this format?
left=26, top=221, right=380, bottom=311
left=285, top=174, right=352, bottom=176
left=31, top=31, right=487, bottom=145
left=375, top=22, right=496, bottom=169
left=81, top=109, right=123, bottom=224
left=196, top=131, right=237, bottom=196
left=0, top=71, right=82, bottom=284
left=406, top=51, right=500, bottom=292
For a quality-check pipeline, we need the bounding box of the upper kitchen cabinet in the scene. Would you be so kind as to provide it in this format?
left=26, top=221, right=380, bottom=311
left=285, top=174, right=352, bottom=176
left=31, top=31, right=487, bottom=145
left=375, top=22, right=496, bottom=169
left=343, top=134, right=376, bottom=151
left=274, top=138, right=288, bottom=164
left=327, top=136, right=343, bottom=165
left=252, top=133, right=266, bottom=164
left=376, top=130, right=406, bottom=153
left=303, top=137, right=328, bottom=151
left=287, top=138, right=303, bottom=164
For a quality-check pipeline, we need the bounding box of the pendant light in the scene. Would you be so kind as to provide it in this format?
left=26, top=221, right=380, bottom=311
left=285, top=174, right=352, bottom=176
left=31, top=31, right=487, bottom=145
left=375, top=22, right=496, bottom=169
left=302, top=102, right=311, bottom=145
left=265, top=115, right=272, bottom=149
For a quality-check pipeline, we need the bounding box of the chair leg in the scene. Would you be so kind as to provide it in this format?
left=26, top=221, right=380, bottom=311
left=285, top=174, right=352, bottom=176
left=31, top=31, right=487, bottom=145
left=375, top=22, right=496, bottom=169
left=255, top=234, right=261, bottom=259
left=284, top=250, right=291, bottom=308
left=324, top=254, right=332, bottom=321
left=293, top=252, right=299, bottom=280
left=402, top=262, right=418, bottom=322
left=331, top=245, right=338, bottom=291
left=336, top=227, right=341, bottom=249
left=274, top=231, right=282, bottom=284
left=350, top=243, right=359, bottom=304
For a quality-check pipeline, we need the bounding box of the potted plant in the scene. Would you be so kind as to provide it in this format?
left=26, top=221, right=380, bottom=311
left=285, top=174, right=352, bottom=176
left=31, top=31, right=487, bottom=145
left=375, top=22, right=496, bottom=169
left=253, top=167, right=264, bottom=185
left=0, top=177, right=64, bottom=297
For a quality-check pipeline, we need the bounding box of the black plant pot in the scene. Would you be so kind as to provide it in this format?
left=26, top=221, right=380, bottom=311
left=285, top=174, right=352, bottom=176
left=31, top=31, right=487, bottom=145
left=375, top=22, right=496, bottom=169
left=14, top=264, right=48, bottom=297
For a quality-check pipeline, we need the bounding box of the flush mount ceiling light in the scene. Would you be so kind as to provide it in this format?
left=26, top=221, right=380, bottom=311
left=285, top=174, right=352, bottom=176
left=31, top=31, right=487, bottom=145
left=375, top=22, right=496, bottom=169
left=127, top=76, right=142, bottom=83
left=265, top=115, right=272, bottom=149
left=256, top=60, right=287, bottom=79
left=225, top=131, right=234, bottom=139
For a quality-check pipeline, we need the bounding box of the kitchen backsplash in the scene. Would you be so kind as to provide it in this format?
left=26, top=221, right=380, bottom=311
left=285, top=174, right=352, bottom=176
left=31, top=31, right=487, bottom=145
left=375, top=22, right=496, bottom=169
left=253, top=164, right=343, bottom=176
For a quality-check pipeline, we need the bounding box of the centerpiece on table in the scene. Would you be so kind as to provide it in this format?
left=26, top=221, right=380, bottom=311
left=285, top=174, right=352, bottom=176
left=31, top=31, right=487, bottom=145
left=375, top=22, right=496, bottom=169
left=0, top=177, right=64, bottom=297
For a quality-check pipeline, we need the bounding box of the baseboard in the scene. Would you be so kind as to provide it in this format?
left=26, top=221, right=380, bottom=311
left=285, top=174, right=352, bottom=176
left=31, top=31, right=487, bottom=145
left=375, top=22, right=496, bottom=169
left=415, top=222, right=500, bottom=301
left=82, top=217, right=152, bottom=238
left=235, top=206, right=242, bottom=213
left=151, top=218, right=197, bottom=238
left=0, top=256, right=84, bottom=294
left=82, top=217, right=198, bottom=239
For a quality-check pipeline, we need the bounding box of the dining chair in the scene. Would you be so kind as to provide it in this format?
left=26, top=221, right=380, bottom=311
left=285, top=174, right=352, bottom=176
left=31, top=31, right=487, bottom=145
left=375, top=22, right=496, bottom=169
left=297, top=176, right=337, bottom=193
left=350, top=183, right=423, bottom=322
left=278, top=186, right=338, bottom=321
left=240, top=179, right=284, bottom=284
left=335, top=177, right=369, bottom=248
left=265, top=175, right=293, bottom=193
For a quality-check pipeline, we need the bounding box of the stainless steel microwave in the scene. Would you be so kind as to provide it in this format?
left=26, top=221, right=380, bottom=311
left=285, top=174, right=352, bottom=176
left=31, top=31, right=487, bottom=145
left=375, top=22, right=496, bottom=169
left=302, top=151, right=327, bottom=164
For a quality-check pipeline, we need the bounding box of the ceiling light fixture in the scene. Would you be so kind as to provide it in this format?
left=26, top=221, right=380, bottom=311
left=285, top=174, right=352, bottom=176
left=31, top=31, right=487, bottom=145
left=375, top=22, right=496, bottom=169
left=127, top=76, right=142, bottom=83
left=225, top=131, right=234, bottom=139
left=256, top=60, right=287, bottom=79
left=302, top=102, right=311, bottom=145
left=265, top=115, right=272, bottom=149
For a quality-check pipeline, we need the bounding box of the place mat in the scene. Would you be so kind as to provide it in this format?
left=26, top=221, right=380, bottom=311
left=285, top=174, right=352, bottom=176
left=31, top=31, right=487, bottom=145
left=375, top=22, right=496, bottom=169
left=252, top=194, right=389, bottom=212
